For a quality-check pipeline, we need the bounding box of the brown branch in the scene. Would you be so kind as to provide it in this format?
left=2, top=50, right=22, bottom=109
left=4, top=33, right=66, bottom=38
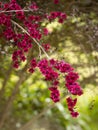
left=0, top=68, right=27, bottom=129
left=0, top=62, right=13, bottom=101
left=0, top=47, right=33, bottom=129
left=19, top=103, right=55, bottom=130
left=19, top=95, right=66, bottom=130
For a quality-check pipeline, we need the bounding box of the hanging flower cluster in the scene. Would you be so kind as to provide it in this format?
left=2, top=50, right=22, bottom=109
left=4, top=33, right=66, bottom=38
left=0, top=0, right=83, bottom=117
left=66, top=97, right=79, bottom=117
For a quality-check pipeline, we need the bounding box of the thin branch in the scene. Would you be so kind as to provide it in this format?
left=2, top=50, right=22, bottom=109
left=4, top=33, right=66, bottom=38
left=11, top=20, right=50, bottom=59
left=0, top=9, right=30, bottom=13
left=19, top=103, right=55, bottom=130
left=38, top=46, right=42, bottom=59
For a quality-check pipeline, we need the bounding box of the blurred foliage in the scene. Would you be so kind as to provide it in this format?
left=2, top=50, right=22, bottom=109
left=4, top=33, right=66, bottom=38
left=0, top=0, right=98, bottom=130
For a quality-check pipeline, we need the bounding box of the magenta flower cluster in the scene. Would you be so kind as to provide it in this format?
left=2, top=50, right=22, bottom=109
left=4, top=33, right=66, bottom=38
left=28, top=58, right=83, bottom=118
left=66, top=72, right=83, bottom=96
left=0, top=0, right=83, bottom=117
left=28, top=58, right=37, bottom=73
left=47, top=11, right=67, bottom=23
left=42, top=43, right=51, bottom=51
left=66, top=97, right=79, bottom=117
left=12, top=50, right=26, bottom=68
left=54, top=0, right=59, bottom=4
left=38, top=59, right=59, bottom=81
left=49, top=86, right=60, bottom=103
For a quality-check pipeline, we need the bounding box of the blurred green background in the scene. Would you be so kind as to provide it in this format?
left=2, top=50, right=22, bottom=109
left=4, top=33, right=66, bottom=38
left=0, top=0, right=98, bottom=130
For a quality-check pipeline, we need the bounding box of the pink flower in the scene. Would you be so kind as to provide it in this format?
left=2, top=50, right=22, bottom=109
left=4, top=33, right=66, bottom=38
left=58, top=18, right=64, bottom=23
left=59, top=61, right=74, bottom=73
left=29, top=2, right=38, bottom=11
left=66, top=82, right=83, bottom=96
left=13, top=61, right=19, bottom=68
left=66, top=72, right=79, bottom=84
left=71, top=111, right=79, bottom=118
left=49, top=86, right=60, bottom=102
left=28, top=58, right=37, bottom=73
left=66, top=97, right=79, bottom=118
left=54, top=0, right=59, bottom=4
left=43, top=28, right=49, bottom=35
left=42, top=43, right=51, bottom=51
